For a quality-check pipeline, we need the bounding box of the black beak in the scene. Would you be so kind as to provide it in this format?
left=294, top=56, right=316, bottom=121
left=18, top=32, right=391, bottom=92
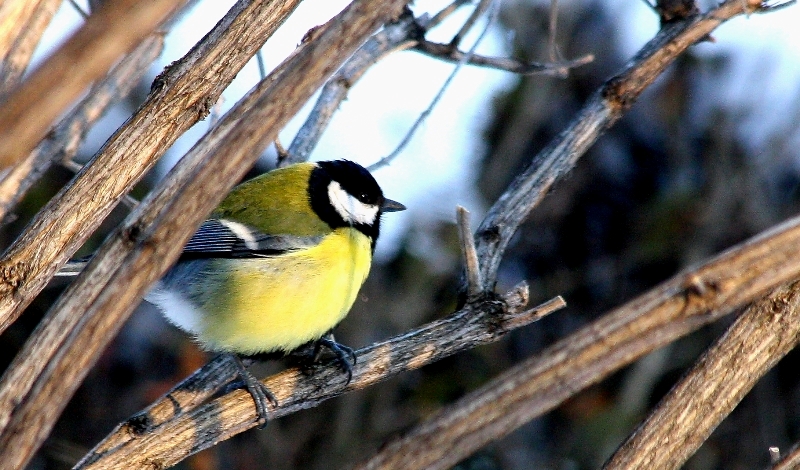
left=382, top=198, right=406, bottom=213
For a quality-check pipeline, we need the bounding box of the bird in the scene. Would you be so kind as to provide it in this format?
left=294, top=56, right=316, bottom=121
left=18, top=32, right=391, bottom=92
left=59, top=159, right=404, bottom=425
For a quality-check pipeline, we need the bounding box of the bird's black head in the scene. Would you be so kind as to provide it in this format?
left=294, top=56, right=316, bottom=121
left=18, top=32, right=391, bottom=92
left=308, top=160, right=404, bottom=245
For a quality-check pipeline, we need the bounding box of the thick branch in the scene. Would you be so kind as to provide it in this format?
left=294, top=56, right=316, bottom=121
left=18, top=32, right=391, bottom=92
left=76, top=295, right=564, bottom=469
left=0, top=1, right=413, bottom=468
left=352, top=186, right=800, bottom=470
left=603, top=280, right=800, bottom=470
left=0, top=0, right=61, bottom=99
left=473, top=0, right=779, bottom=289
left=0, top=0, right=303, bottom=335
left=0, top=0, right=187, bottom=169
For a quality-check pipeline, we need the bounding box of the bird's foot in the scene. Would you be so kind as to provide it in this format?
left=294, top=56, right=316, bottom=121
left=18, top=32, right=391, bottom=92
left=228, top=354, right=278, bottom=429
left=313, top=334, right=357, bottom=385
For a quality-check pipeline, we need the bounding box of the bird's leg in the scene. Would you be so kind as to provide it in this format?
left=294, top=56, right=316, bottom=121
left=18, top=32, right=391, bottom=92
left=313, top=332, right=357, bottom=385
left=227, top=353, right=277, bottom=428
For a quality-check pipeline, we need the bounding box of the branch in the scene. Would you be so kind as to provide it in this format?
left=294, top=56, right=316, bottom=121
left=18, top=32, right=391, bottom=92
left=0, top=0, right=304, bottom=335
left=449, top=0, right=492, bottom=48
left=351, top=199, right=800, bottom=470
left=456, top=206, right=483, bottom=296
left=0, top=1, right=415, bottom=468
left=603, top=280, right=800, bottom=470
left=75, top=295, right=565, bottom=469
left=414, top=39, right=594, bottom=77
left=472, top=0, right=789, bottom=291
left=0, top=0, right=61, bottom=100
left=0, top=34, right=165, bottom=224
left=0, top=0, right=188, bottom=170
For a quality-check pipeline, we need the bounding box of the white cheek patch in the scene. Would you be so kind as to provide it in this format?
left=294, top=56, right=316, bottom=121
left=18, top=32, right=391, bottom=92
left=218, top=219, right=259, bottom=250
left=328, top=181, right=379, bottom=225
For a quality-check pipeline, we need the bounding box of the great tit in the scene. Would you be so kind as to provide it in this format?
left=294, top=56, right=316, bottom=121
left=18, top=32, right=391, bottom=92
left=60, top=159, right=404, bottom=424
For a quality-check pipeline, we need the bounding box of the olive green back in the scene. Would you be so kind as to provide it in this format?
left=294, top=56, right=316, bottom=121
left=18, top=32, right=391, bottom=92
left=212, top=163, right=331, bottom=236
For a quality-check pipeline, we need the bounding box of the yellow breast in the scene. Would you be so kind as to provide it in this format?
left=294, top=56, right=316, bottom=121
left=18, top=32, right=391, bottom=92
left=197, top=227, right=372, bottom=355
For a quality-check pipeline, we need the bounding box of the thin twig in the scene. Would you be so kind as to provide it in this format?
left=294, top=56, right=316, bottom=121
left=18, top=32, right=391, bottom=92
left=368, top=0, right=499, bottom=171
left=639, top=0, right=657, bottom=12
left=771, top=447, right=782, bottom=465
left=415, top=40, right=593, bottom=76
left=75, top=295, right=565, bottom=469
left=274, top=138, right=289, bottom=161
left=256, top=49, right=267, bottom=79
left=548, top=0, right=561, bottom=62
left=428, top=0, right=472, bottom=27
left=449, top=0, right=492, bottom=48
left=456, top=206, right=483, bottom=297
left=603, top=280, right=800, bottom=470
left=68, top=0, right=90, bottom=19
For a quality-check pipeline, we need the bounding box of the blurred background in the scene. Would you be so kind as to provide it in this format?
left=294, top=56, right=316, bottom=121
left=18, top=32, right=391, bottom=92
left=2, top=0, right=800, bottom=468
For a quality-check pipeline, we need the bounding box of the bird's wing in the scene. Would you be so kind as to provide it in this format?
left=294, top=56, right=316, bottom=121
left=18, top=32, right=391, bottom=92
left=180, top=219, right=324, bottom=259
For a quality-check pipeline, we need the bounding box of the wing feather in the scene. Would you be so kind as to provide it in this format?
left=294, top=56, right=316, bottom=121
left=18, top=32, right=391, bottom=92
left=180, top=219, right=323, bottom=259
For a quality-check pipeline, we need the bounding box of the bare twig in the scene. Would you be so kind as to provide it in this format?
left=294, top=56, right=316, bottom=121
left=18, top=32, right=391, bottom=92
left=769, top=406, right=800, bottom=469
left=76, top=295, right=565, bottom=469
left=0, top=34, right=164, bottom=224
left=548, top=0, right=561, bottom=61
left=0, top=0, right=188, bottom=169
left=456, top=206, right=483, bottom=297
left=274, top=138, right=290, bottom=161
left=428, top=0, right=472, bottom=26
left=449, top=0, right=492, bottom=48
left=0, top=0, right=61, bottom=100
left=603, top=280, right=800, bottom=470
left=414, top=40, right=593, bottom=76
left=0, top=1, right=415, bottom=467
left=771, top=447, right=782, bottom=465
left=0, top=0, right=304, bottom=335
left=639, top=0, right=658, bottom=12
left=68, top=0, right=90, bottom=19
left=472, top=0, right=788, bottom=291
left=369, top=0, right=499, bottom=171
left=256, top=49, right=267, bottom=80
left=352, top=208, right=800, bottom=470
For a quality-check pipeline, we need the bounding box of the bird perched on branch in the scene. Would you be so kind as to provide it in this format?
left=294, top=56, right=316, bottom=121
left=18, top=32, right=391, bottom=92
left=60, top=159, right=404, bottom=425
